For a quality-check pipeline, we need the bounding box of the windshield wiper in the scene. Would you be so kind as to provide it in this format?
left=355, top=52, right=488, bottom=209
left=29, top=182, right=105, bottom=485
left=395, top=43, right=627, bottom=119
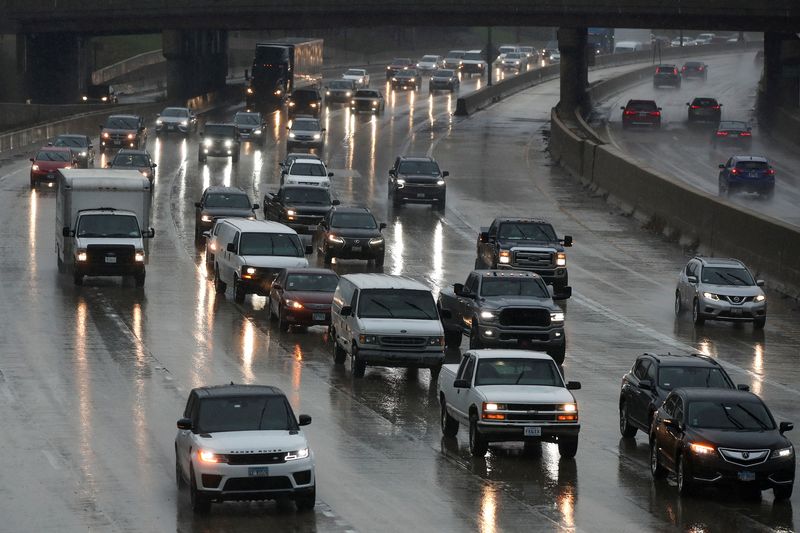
left=721, top=405, right=745, bottom=430
left=515, top=370, right=528, bottom=384
left=402, top=300, right=435, bottom=319
left=736, top=403, right=769, bottom=430
left=368, top=299, right=396, bottom=318
left=722, top=271, right=749, bottom=286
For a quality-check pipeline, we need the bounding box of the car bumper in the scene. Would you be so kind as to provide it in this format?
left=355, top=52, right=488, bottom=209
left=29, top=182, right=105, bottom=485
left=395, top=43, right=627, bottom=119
left=476, top=421, right=580, bottom=442
left=101, top=139, right=139, bottom=148
left=725, top=178, right=774, bottom=193
left=653, top=77, right=680, bottom=86
left=31, top=170, right=60, bottom=182
left=476, top=324, right=565, bottom=348
left=394, top=186, right=446, bottom=203
left=326, top=242, right=384, bottom=260
left=286, top=138, right=323, bottom=147
left=356, top=348, right=444, bottom=368
left=202, top=147, right=237, bottom=156
left=429, top=82, right=455, bottom=90
left=239, top=132, right=263, bottom=141
left=281, top=306, right=332, bottom=327
left=496, top=265, right=568, bottom=283
left=391, top=83, right=417, bottom=90
left=194, top=457, right=315, bottom=501
left=697, top=297, right=767, bottom=321
left=351, top=104, right=382, bottom=113
left=74, top=263, right=144, bottom=277
left=156, top=123, right=190, bottom=133
left=687, top=454, right=794, bottom=489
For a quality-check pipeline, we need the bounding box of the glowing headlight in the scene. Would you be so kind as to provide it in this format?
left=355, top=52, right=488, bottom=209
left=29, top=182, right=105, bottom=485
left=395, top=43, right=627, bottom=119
left=372, top=101, right=378, bottom=106
left=773, top=446, right=793, bottom=459
left=274, top=89, right=281, bottom=96
left=180, top=120, right=188, bottom=126
left=369, top=237, right=384, bottom=246
left=326, top=91, right=331, bottom=95
left=246, top=87, right=253, bottom=94
left=203, top=138, right=212, bottom=147
left=550, top=312, right=565, bottom=323
left=79, top=151, right=87, bottom=157
left=755, top=294, right=766, bottom=302
left=288, top=132, right=296, bottom=138
left=31, top=164, right=39, bottom=171
left=224, top=140, right=232, bottom=147
left=82, top=96, right=88, bottom=101
left=328, top=234, right=344, bottom=244
left=392, top=77, right=398, bottom=81
left=201, top=215, right=212, bottom=222
left=127, top=133, right=135, bottom=140
left=156, top=119, right=163, bottom=125
left=285, top=299, right=304, bottom=309
left=436, top=179, right=445, bottom=186
left=286, top=209, right=296, bottom=216
left=135, top=250, right=145, bottom=262
left=702, top=292, right=720, bottom=301
left=246, top=267, right=256, bottom=275
left=140, top=170, right=149, bottom=177
left=346, top=91, right=352, bottom=97
left=483, top=403, right=504, bottom=412
left=101, top=96, right=108, bottom=102
left=198, top=450, right=227, bottom=463
left=254, top=129, right=262, bottom=135
left=310, top=103, right=318, bottom=108
left=556, top=252, right=567, bottom=266
left=562, top=403, right=577, bottom=412
left=76, top=250, right=88, bottom=262
left=480, top=311, right=496, bottom=320
left=102, top=132, right=109, bottom=139
left=689, top=443, right=715, bottom=455
left=313, top=133, right=321, bottom=140
left=288, top=102, right=295, bottom=107
left=285, top=448, right=309, bottom=461
left=499, top=250, right=511, bottom=264
left=396, top=178, right=406, bottom=185
left=351, top=100, right=356, bottom=105
left=64, top=166, right=72, bottom=170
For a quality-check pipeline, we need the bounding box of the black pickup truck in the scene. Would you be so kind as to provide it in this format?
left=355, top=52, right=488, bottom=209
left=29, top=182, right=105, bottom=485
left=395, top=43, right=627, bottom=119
left=476, top=217, right=572, bottom=299
left=263, top=184, right=339, bottom=235
left=437, top=270, right=567, bottom=364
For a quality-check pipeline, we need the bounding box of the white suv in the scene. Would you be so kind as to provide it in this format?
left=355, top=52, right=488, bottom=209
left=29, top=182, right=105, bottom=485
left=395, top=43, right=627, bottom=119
left=175, top=384, right=315, bottom=514
left=283, top=158, right=333, bottom=188
left=330, top=273, right=447, bottom=378
left=211, top=218, right=310, bottom=303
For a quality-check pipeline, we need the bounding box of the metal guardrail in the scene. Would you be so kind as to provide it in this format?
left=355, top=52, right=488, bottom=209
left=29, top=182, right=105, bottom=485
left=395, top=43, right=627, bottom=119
left=92, top=49, right=164, bottom=85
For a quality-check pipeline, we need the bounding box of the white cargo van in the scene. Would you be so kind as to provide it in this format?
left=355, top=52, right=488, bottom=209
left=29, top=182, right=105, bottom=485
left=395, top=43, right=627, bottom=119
left=56, top=169, right=154, bottom=286
left=330, top=273, right=447, bottom=378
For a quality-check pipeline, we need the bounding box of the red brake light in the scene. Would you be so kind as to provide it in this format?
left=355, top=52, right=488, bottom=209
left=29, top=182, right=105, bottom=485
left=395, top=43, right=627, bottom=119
left=649, top=111, right=661, bottom=117
left=690, top=105, right=700, bottom=109
left=739, top=131, right=751, bottom=137
left=673, top=68, right=678, bottom=75
left=730, top=168, right=739, bottom=174
left=623, top=110, right=636, bottom=116
left=768, top=168, right=775, bottom=175
left=712, top=105, right=720, bottom=110
left=716, top=131, right=729, bottom=136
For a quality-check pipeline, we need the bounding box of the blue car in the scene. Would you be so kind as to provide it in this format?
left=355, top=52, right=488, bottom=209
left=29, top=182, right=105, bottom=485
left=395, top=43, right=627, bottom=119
left=718, top=155, right=775, bottom=199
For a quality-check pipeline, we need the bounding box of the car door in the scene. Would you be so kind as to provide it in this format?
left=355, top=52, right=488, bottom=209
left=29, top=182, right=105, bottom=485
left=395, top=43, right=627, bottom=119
left=480, top=221, right=498, bottom=267
left=270, top=270, right=286, bottom=315
left=176, top=391, right=198, bottom=476
left=221, top=230, right=239, bottom=283
left=661, top=396, right=685, bottom=471
left=451, top=355, right=476, bottom=422
left=343, top=288, right=360, bottom=350
left=686, top=260, right=700, bottom=302
left=460, top=273, right=480, bottom=332
left=628, top=359, right=651, bottom=426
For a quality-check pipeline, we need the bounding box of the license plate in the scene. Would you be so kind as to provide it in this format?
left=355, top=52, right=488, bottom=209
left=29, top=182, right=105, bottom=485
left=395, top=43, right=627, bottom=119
left=638, top=112, right=648, bottom=117
left=168, top=125, right=175, bottom=130
left=417, top=193, right=426, bottom=198
left=351, top=246, right=362, bottom=252
left=524, top=427, right=542, bottom=437
left=737, top=471, right=756, bottom=482
left=248, top=467, right=269, bottom=477
left=313, top=313, right=326, bottom=321
left=749, top=172, right=757, bottom=178
left=730, top=308, right=743, bottom=315
left=104, top=256, right=116, bottom=264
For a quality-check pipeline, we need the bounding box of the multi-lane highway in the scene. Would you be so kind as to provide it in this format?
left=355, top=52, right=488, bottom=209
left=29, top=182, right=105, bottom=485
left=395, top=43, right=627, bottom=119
left=0, top=54, right=798, bottom=532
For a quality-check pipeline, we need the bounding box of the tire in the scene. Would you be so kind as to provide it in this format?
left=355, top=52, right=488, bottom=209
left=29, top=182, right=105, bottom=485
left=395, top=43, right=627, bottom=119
left=323, top=249, right=333, bottom=265
left=774, top=484, right=794, bottom=501
left=474, top=257, right=483, bottom=269
left=190, top=467, right=211, bottom=514
left=677, top=454, right=694, bottom=496
left=441, top=400, right=459, bottom=437
left=194, top=225, right=202, bottom=244
left=332, top=330, right=347, bottom=364
left=73, top=272, right=83, bottom=286
left=558, top=437, right=578, bottom=458
left=205, top=254, right=214, bottom=275
left=134, top=272, right=146, bottom=288
left=30, top=178, right=37, bottom=189
left=232, top=150, right=240, bottom=163
left=469, top=416, right=488, bottom=457
left=214, top=267, right=227, bottom=295
left=763, top=188, right=775, bottom=201
left=444, top=329, right=462, bottom=348
left=674, top=291, right=683, bottom=316
left=175, top=451, right=185, bottom=488
left=650, top=441, right=667, bottom=479
left=295, top=486, right=316, bottom=512
left=351, top=346, right=366, bottom=378
left=374, top=254, right=385, bottom=267
left=469, top=324, right=483, bottom=349
left=619, top=402, right=638, bottom=438
left=430, top=364, right=442, bottom=381
left=233, top=276, right=246, bottom=304
left=436, top=196, right=446, bottom=211
left=198, top=152, right=206, bottom=163
left=753, top=316, right=766, bottom=329
left=692, top=299, right=705, bottom=325
left=547, top=341, right=566, bottom=366
left=278, top=305, right=290, bottom=332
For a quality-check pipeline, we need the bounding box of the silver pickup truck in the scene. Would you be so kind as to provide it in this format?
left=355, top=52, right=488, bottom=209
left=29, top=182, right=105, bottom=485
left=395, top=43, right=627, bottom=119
left=438, top=349, right=581, bottom=457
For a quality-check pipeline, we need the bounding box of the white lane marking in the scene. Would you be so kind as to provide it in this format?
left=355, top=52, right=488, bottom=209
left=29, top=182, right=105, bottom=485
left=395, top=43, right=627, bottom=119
left=1, top=384, right=16, bottom=404
left=41, top=449, right=62, bottom=470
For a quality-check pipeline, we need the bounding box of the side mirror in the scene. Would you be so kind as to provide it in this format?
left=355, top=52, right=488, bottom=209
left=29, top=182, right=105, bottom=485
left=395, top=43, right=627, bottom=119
left=453, top=379, right=470, bottom=389
left=664, top=418, right=682, bottom=431
left=620, top=106, right=626, bottom=111
left=305, top=244, right=313, bottom=255
left=47, top=142, right=54, bottom=146
left=328, top=172, right=334, bottom=177
left=685, top=102, right=690, bottom=106
left=453, top=282, right=464, bottom=295
left=29, top=157, right=34, bottom=162
left=152, top=163, right=157, bottom=168
left=566, top=381, right=581, bottom=390
left=252, top=203, right=260, bottom=210
left=227, top=242, right=236, bottom=253
left=553, top=286, right=572, bottom=300
left=62, top=226, right=70, bottom=237
left=563, top=235, right=573, bottom=247
left=479, top=231, right=489, bottom=243
left=321, top=128, right=326, bottom=132
left=202, top=231, right=210, bottom=239
left=737, top=384, right=750, bottom=391
left=176, top=418, right=192, bottom=430
left=379, top=222, right=387, bottom=230
left=332, top=199, right=341, bottom=206
left=339, top=305, right=352, bottom=317
left=298, top=414, right=312, bottom=426
left=687, top=275, right=698, bottom=284
left=756, top=279, right=765, bottom=287
left=442, top=171, right=449, bottom=177
left=144, top=228, right=155, bottom=238
left=638, top=379, right=653, bottom=391
left=439, top=309, right=452, bottom=319
left=718, top=164, right=725, bottom=169
left=780, top=422, right=794, bottom=434
left=194, top=202, right=201, bottom=208
left=389, top=169, right=395, bottom=176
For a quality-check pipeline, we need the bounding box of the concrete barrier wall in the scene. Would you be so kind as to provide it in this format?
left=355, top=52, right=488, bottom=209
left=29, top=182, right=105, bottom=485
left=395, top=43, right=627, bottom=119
left=0, top=102, right=115, bottom=132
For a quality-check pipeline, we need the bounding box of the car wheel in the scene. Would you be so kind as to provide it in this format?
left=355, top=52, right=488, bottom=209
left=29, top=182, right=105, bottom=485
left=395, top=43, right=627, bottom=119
left=762, top=188, right=775, bottom=201
left=332, top=329, right=347, bottom=364
left=190, top=466, right=211, bottom=513
left=692, top=299, right=705, bottom=325
left=774, top=484, right=794, bottom=501
left=175, top=450, right=185, bottom=488
left=469, top=416, right=488, bottom=457
left=547, top=341, right=566, bottom=366
left=391, top=189, right=402, bottom=207
left=214, top=267, right=227, bottom=294
left=441, top=400, right=459, bottom=437
left=205, top=254, right=214, bottom=275
left=295, top=486, right=316, bottom=511
left=619, top=402, right=638, bottom=438
left=233, top=276, right=246, bottom=304
left=278, top=305, right=290, bottom=332
left=677, top=454, right=694, bottom=496
left=469, top=324, right=483, bottom=349
left=73, top=272, right=83, bottom=286
left=444, top=329, right=462, bottom=348
left=557, top=437, right=578, bottom=458
left=430, top=364, right=442, bottom=381
left=753, top=317, right=766, bottom=329
left=373, top=254, right=385, bottom=267
left=198, top=152, right=206, bottom=163
left=674, top=291, right=683, bottom=316
left=231, top=150, right=240, bottom=163
left=134, top=272, right=146, bottom=288
left=30, top=177, right=37, bottom=189
left=436, top=196, right=446, bottom=210
left=351, top=346, right=366, bottom=378
left=650, top=441, right=667, bottom=479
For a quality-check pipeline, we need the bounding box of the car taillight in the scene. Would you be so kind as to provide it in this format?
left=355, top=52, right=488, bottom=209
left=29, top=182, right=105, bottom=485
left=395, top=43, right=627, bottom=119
left=649, top=111, right=661, bottom=117
left=681, top=66, right=687, bottom=71
left=730, top=168, right=739, bottom=174
left=698, top=66, right=705, bottom=71
left=767, top=168, right=775, bottom=175
left=690, top=105, right=700, bottom=109
left=739, top=131, right=751, bottom=137
left=716, top=131, right=729, bottom=136
left=623, top=110, right=636, bottom=116
left=673, top=68, right=678, bottom=75
left=712, top=105, right=720, bottom=110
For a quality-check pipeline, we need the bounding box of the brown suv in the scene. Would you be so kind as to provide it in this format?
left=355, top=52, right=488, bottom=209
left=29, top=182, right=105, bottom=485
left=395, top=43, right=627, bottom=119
left=99, top=114, right=147, bottom=153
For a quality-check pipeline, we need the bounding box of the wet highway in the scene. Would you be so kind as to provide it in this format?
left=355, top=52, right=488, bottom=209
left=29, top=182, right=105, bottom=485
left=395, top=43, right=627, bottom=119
left=596, top=51, right=800, bottom=228
left=1, top=56, right=799, bottom=532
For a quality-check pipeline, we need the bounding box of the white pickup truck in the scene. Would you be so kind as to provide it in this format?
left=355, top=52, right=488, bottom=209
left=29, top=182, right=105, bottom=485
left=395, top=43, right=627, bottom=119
left=438, top=349, right=581, bottom=457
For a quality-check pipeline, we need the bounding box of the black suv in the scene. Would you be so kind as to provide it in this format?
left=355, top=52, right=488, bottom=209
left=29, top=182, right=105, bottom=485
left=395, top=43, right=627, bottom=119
left=233, top=111, right=266, bottom=145
left=388, top=156, right=448, bottom=209
left=390, top=70, right=421, bottom=91
left=313, top=206, right=386, bottom=266
left=99, top=114, right=146, bottom=153
left=687, top=97, right=722, bottom=123
left=288, top=88, right=322, bottom=118
left=653, top=64, right=681, bottom=88
left=194, top=186, right=258, bottom=242
left=619, top=353, right=747, bottom=438
left=107, top=149, right=157, bottom=184
left=198, top=123, right=240, bottom=163
left=263, top=185, right=339, bottom=235
left=476, top=218, right=573, bottom=298
left=650, top=389, right=794, bottom=499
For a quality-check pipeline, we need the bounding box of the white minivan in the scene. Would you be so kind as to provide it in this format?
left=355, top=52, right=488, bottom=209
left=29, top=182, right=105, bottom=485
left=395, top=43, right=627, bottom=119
left=330, top=273, right=448, bottom=378
left=211, top=219, right=311, bottom=303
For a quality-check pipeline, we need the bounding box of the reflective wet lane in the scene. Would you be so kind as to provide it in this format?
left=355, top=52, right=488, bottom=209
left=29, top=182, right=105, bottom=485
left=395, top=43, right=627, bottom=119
left=0, top=57, right=798, bottom=532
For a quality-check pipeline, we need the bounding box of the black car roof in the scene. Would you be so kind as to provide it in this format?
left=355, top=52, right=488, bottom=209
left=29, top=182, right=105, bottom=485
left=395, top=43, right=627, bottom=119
left=672, top=388, right=759, bottom=402
left=204, top=185, right=248, bottom=195
left=193, top=384, right=285, bottom=398
left=640, top=352, right=725, bottom=368
left=474, top=269, right=543, bottom=279
left=398, top=156, right=435, bottom=162
left=330, top=205, right=372, bottom=214
left=494, top=217, right=553, bottom=225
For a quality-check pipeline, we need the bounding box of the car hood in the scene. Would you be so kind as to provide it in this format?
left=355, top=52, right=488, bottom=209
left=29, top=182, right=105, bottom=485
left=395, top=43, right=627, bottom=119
left=330, top=227, right=382, bottom=239
left=398, top=173, right=440, bottom=181
left=202, top=207, right=254, bottom=218
left=284, top=290, right=335, bottom=305
left=76, top=237, right=142, bottom=247
left=240, top=256, right=308, bottom=268
left=198, top=430, right=308, bottom=454
left=479, top=296, right=557, bottom=310
left=498, top=239, right=561, bottom=251
left=102, top=128, right=137, bottom=134
left=687, top=428, right=789, bottom=450
left=34, top=160, right=72, bottom=170
left=699, top=284, right=763, bottom=297
left=474, top=385, right=575, bottom=405
left=356, top=318, right=443, bottom=335
left=160, top=116, right=187, bottom=124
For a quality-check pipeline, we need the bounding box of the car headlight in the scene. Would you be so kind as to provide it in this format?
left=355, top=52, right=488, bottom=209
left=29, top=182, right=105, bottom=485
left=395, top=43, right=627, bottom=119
left=755, top=294, right=766, bottom=302
left=288, top=101, right=295, bottom=107
left=101, top=96, right=108, bottom=102
left=140, top=170, right=149, bottom=177
left=702, top=292, right=720, bottom=301
left=396, top=178, right=405, bottom=186
left=82, top=96, right=88, bottom=101
left=180, top=120, right=188, bottom=126
left=328, top=234, right=345, bottom=244
left=102, top=132, right=109, bottom=138
left=127, top=133, right=135, bottom=140
left=326, top=91, right=331, bottom=95
left=483, top=402, right=504, bottom=412
left=313, top=133, right=321, bottom=140
left=562, top=403, right=577, bottom=412
left=372, top=101, right=378, bottom=106
left=436, top=179, right=445, bottom=186
left=156, top=119, right=163, bottom=125
left=772, top=446, right=793, bottom=459
left=285, top=448, right=309, bottom=461
left=286, top=209, right=296, bottom=216
left=203, top=138, right=212, bottom=147
left=392, top=77, right=398, bottom=81
left=201, top=215, right=212, bottom=222
left=310, top=103, right=318, bottom=108
left=245, top=267, right=256, bottom=275
left=351, top=100, right=356, bottom=105
left=76, top=250, right=88, bottom=262
left=254, top=129, right=262, bottom=135
left=689, top=442, right=716, bottom=456
left=31, top=164, right=39, bottom=171
left=346, top=91, right=351, bottom=97
left=246, top=87, right=254, bottom=94
left=79, top=151, right=87, bottom=157
left=368, top=237, right=384, bottom=246
left=274, top=89, right=281, bottom=96
left=285, top=299, right=304, bottom=309
left=480, top=310, right=496, bottom=320
left=358, top=334, right=379, bottom=344
left=198, top=449, right=228, bottom=463
left=556, top=252, right=567, bottom=266
left=499, top=250, right=511, bottom=264
left=428, top=336, right=444, bottom=346
left=224, top=140, right=232, bottom=147
left=64, top=165, right=72, bottom=170
left=557, top=403, right=579, bottom=421
left=288, top=132, right=296, bottom=138
left=550, top=311, right=565, bottom=323
left=482, top=402, right=506, bottom=419
left=135, top=250, right=145, bottom=262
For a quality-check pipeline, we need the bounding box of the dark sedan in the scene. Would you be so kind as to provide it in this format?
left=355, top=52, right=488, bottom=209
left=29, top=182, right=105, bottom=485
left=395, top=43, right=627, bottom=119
left=194, top=186, right=258, bottom=242
left=325, top=80, right=357, bottom=104
left=390, top=70, right=421, bottom=91
left=687, top=97, right=722, bottom=123
left=50, top=134, right=94, bottom=168
left=268, top=268, right=339, bottom=331
left=682, top=61, right=708, bottom=80
left=712, top=121, right=752, bottom=148
left=314, top=206, right=386, bottom=266
left=233, top=111, right=266, bottom=145
left=107, top=149, right=157, bottom=184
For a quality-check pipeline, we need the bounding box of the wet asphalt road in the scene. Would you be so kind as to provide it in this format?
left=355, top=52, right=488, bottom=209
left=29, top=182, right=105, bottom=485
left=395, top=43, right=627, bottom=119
left=595, top=51, right=800, bottom=229
left=1, top=56, right=799, bottom=532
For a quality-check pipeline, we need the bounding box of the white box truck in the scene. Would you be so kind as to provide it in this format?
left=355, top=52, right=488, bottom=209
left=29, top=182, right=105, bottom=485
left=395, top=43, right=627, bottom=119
left=55, top=169, right=155, bottom=286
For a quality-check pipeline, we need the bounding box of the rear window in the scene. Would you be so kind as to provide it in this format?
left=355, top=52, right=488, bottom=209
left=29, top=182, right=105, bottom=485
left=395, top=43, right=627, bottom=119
left=658, top=366, right=732, bottom=390
left=692, top=98, right=718, bottom=107
left=656, top=66, right=675, bottom=73
left=355, top=90, right=381, bottom=98
left=627, top=101, right=657, bottom=111
left=735, top=161, right=769, bottom=171
left=719, top=121, right=748, bottom=131
left=205, top=124, right=235, bottom=137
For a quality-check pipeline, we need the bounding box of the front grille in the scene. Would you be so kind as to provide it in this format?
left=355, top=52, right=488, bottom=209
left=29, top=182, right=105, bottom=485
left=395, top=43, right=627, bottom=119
left=718, top=448, right=770, bottom=467
left=226, top=453, right=286, bottom=465
left=107, top=132, right=135, bottom=144
left=86, top=245, right=135, bottom=265
left=224, top=476, right=292, bottom=491
left=304, top=303, right=330, bottom=310
left=512, top=250, right=554, bottom=268
left=499, top=308, right=551, bottom=327
left=498, top=404, right=572, bottom=423
left=380, top=336, right=427, bottom=347
left=252, top=267, right=282, bottom=281
left=402, top=178, right=438, bottom=185
left=723, top=295, right=753, bottom=305
left=293, top=470, right=312, bottom=485
left=293, top=214, right=324, bottom=225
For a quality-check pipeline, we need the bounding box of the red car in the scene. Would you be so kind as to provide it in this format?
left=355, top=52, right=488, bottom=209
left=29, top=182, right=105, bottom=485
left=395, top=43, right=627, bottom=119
left=29, top=146, right=74, bottom=189
left=621, top=99, right=662, bottom=129
left=268, top=268, right=339, bottom=331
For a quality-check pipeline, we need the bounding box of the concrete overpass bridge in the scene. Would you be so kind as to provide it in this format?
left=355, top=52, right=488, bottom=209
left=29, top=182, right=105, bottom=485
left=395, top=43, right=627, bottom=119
left=1, top=0, right=799, bottom=109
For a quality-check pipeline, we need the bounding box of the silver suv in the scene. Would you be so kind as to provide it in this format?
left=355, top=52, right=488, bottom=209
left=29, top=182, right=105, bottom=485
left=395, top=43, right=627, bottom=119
left=675, top=257, right=766, bottom=328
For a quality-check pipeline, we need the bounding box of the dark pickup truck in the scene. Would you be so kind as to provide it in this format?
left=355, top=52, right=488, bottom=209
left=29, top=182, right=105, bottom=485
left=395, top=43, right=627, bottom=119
left=476, top=218, right=572, bottom=299
left=437, top=270, right=567, bottom=364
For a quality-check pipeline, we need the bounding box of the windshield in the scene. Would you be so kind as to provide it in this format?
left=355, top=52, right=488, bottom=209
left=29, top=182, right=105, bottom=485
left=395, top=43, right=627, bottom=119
left=112, top=154, right=150, bottom=167
left=105, top=117, right=139, bottom=130
left=344, top=69, right=364, bottom=76
left=701, top=266, right=755, bottom=286
left=331, top=212, right=378, bottom=229
left=285, top=273, right=339, bottom=292
left=161, top=108, right=188, bottom=117
left=658, top=366, right=732, bottom=390
left=205, top=124, right=235, bottom=137
left=283, top=187, right=331, bottom=205
left=396, top=71, right=417, bottom=78
left=397, top=160, right=440, bottom=175
left=499, top=47, right=516, bottom=54
left=446, top=51, right=464, bottom=59
left=687, top=400, right=775, bottom=430
left=290, top=162, right=326, bottom=176
left=35, top=150, right=71, bottom=162
left=196, top=396, right=295, bottom=433
left=392, top=58, right=412, bottom=65
left=205, top=193, right=251, bottom=208
left=505, top=53, right=523, bottom=59
left=433, top=70, right=454, bottom=77
left=356, top=90, right=380, bottom=98
left=292, top=120, right=320, bottom=132
left=421, top=56, right=438, bottom=62
left=480, top=278, right=549, bottom=298
left=291, top=91, right=319, bottom=103
left=627, top=101, right=658, bottom=111
left=239, top=232, right=303, bottom=257
left=53, top=136, right=87, bottom=148
left=692, top=98, right=717, bottom=107
left=475, top=358, right=564, bottom=387
left=329, top=80, right=353, bottom=89
left=719, top=121, right=748, bottom=131
left=77, top=214, right=140, bottom=238
left=497, top=222, right=556, bottom=241
left=234, top=113, right=260, bottom=125
left=734, top=161, right=769, bottom=171
left=463, top=52, right=483, bottom=60
left=357, top=289, right=437, bottom=320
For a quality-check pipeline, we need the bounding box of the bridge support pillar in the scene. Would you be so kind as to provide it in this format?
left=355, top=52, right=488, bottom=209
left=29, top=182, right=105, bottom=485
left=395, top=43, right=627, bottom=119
left=759, top=32, right=800, bottom=119
left=557, top=27, right=589, bottom=116
left=20, top=32, right=90, bottom=104
left=163, top=30, right=228, bottom=101
left=0, top=34, right=25, bottom=102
